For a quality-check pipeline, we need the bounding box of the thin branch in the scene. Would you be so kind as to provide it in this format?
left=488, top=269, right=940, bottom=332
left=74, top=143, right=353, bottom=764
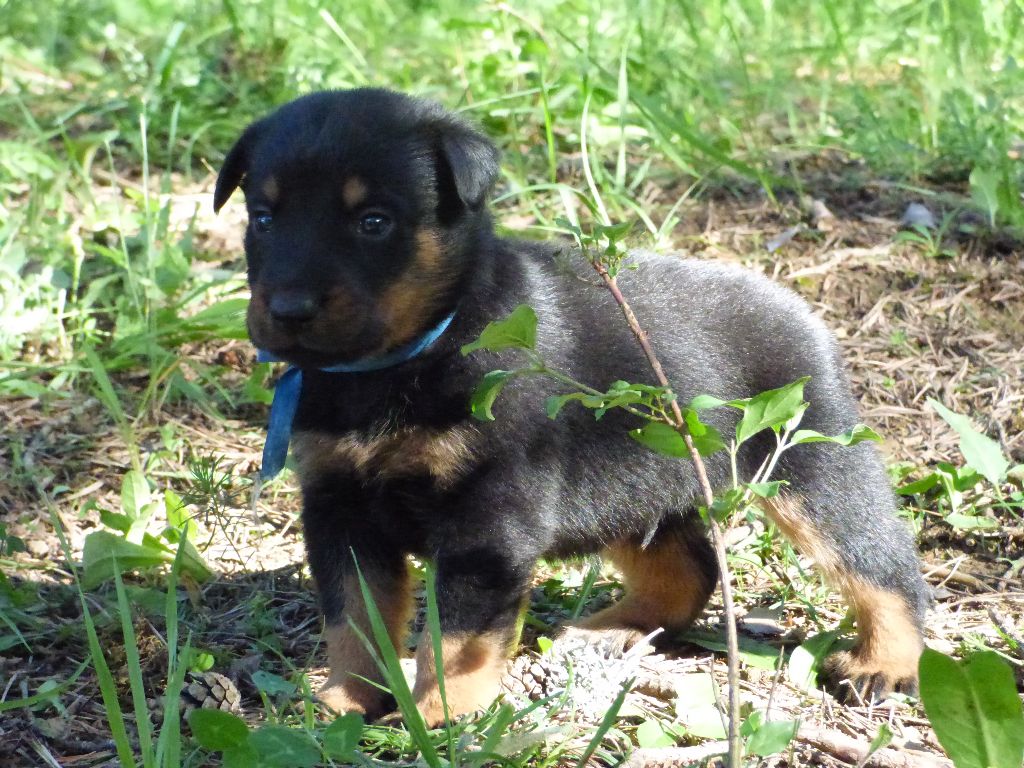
left=589, top=259, right=743, bottom=768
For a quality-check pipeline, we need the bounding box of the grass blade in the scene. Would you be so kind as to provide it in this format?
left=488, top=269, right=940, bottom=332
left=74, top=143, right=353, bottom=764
left=113, top=566, right=155, bottom=767
left=352, top=556, right=442, bottom=768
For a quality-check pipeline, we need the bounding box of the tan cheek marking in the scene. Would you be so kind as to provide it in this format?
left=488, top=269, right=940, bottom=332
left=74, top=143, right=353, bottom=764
left=762, top=495, right=922, bottom=678
left=342, top=176, right=368, bottom=209
left=376, top=228, right=452, bottom=350
left=261, top=176, right=279, bottom=203
left=413, top=632, right=509, bottom=726
left=293, top=426, right=477, bottom=488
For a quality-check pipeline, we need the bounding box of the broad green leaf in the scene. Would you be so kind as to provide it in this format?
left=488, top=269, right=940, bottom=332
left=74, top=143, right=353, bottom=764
left=929, top=399, right=1009, bottom=485
left=630, top=421, right=687, bottom=457
left=689, top=393, right=728, bottom=410
left=461, top=304, right=537, bottom=355
left=790, top=424, right=882, bottom=446
left=251, top=670, right=296, bottom=698
left=944, top=513, right=999, bottom=531
left=636, top=719, right=676, bottom=748
left=744, top=714, right=799, bottom=757
left=919, top=649, right=1024, bottom=768
left=682, top=630, right=780, bottom=670
left=735, top=378, right=810, bottom=445
left=248, top=725, right=320, bottom=768
left=82, top=531, right=170, bottom=589
left=165, top=489, right=196, bottom=538
left=674, top=673, right=727, bottom=739
left=469, top=370, right=516, bottom=421
left=788, top=630, right=844, bottom=691
left=188, top=709, right=249, bottom=751
left=222, top=743, right=261, bottom=768
left=160, top=529, right=214, bottom=582
left=897, top=473, right=941, bottom=496
left=246, top=729, right=315, bottom=768
left=323, top=713, right=363, bottom=760
left=683, top=409, right=726, bottom=456
left=99, top=510, right=134, bottom=534
left=121, top=470, right=151, bottom=519
left=746, top=481, right=784, bottom=498
left=545, top=392, right=592, bottom=419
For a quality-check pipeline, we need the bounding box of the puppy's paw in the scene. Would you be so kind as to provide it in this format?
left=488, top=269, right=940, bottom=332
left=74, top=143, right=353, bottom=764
left=821, top=648, right=920, bottom=703
left=317, top=679, right=389, bottom=719
left=415, top=682, right=499, bottom=728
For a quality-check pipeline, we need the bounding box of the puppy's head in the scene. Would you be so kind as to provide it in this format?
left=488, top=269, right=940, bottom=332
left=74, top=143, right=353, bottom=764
left=214, top=89, right=500, bottom=368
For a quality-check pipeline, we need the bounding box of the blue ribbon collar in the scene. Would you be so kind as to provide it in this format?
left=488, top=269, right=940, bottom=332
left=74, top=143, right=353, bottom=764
left=257, top=311, right=455, bottom=480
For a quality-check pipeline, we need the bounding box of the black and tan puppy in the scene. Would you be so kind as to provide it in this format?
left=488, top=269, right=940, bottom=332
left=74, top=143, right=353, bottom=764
left=214, top=88, right=928, bottom=724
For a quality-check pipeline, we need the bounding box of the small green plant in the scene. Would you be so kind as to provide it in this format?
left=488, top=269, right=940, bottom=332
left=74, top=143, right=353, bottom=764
left=80, top=469, right=212, bottom=588
left=900, top=399, right=1022, bottom=530
left=894, top=213, right=958, bottom=259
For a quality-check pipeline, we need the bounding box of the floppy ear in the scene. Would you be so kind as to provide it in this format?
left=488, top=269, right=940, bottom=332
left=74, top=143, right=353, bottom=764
left=214, top=123, right=261, bottom=213
left=435, top=117, right=500, bottom=211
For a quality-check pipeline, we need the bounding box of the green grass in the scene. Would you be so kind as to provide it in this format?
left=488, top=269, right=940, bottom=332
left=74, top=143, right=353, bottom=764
left=2, top=1, right=1023, bottom=766
left=2, top=0, right=1022, bottom=373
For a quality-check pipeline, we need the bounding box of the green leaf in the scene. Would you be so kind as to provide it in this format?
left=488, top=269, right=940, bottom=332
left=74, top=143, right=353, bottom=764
left=81, top=531, right=170, bottom=589
left=188, top=709, right=250, bottom=751
left=674, top=673, right=727, bottom=739
left=248, top=725, right=320, bottom=768
left=944, top=513, right=999, bottom=531
left=545, top=392, right=590, bottom=419
left=969, top=166, right=1001, bottom=227
left=630, top=421, right=688, bottom=457
left=682, top=630, right=781, bottom=670
left=636, top=719, right=676, bottom=748
left=919, top=649, right=1024, bottom=768
left=164, top=489, right=196, bottom=538
left=461, top=304, right=538, bottom=355
left=735, top=378, right=810, bottom=444
left=222, top=743, right=261, bottom=768
left=929, top=399, right=1009, bottom=485
left=683, top=409, right=726, bottom=456
left=251, top=670, right=296, bottom=698
left=99, top=510, right=134, bottom=534
left=744, top=714, right=799, bottom=757
left=689, top=393, right=728, bottom=410
left=788, top=630, right=844, bottom=692
left=322, top=713, right=363, bottom=760
left=790, top=424, right=882, bottom=446
left=469, top=370, right=517, bottom=421
left=867, top=723, right=894, bottom=760
left=121, top=470, right=151, bottom=519
left=746, top=481, right=784, bottom=498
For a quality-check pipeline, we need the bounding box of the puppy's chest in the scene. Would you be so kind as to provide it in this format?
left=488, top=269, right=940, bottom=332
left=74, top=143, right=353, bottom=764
left=292, top=425, right=478, bottom=489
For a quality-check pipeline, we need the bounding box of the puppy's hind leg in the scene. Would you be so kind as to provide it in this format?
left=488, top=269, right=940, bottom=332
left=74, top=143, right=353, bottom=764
left=577, top=514, right=718, bottom=641
left=767, top=443, right=928, bottom=701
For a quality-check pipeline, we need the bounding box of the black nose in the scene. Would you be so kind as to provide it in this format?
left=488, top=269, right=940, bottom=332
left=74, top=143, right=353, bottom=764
left=268, top=290, right=320, bottom=323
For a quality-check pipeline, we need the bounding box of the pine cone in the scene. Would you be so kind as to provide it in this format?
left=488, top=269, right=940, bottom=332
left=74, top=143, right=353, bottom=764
left=503, top=653, right=567, bottom=701
left=180, top=671, right=242, bottom=713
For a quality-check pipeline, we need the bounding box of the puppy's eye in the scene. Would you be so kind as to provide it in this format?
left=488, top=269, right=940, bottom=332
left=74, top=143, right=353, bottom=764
left=252, top=213, right=273, bottom=233
left=358, top=213, right=392, bottom=237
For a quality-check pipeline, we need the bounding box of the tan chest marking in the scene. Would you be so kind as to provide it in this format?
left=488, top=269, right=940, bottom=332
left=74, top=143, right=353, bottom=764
left=293, top=425, right=476, bottom=488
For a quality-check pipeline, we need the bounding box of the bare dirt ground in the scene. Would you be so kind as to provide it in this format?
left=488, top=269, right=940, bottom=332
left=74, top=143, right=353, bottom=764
left=1, top=163, right=1022, bottom=766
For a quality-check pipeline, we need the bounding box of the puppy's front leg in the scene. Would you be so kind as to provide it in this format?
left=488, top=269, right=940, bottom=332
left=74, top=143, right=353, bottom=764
left=302, top=485, right=412, bottom=718
left=413, top=548, right=531, bottom=726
